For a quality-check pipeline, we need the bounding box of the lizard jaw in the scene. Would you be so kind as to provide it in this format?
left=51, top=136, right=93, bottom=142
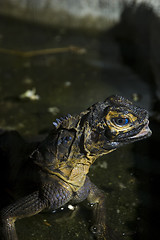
left=129, top=121, right=152, bottom=140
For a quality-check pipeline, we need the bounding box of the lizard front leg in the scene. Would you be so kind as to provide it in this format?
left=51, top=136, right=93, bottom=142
left=87, top=181, right=121, bottom=240
left=72, top=177, right=108, bottom=240
left=87, top=182, right=107, bottom=240
left=0, top=181, right=73, bottom=240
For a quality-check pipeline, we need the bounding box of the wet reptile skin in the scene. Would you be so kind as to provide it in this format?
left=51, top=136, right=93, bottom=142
left=0, top=95, right=152, bottom=240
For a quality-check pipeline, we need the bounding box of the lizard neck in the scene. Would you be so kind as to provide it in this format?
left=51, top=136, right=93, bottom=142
left=44, top=155, right=96, bottom=192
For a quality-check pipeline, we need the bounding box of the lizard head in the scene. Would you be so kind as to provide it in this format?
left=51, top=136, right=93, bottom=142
left=84, top=95, right=152, bottom=156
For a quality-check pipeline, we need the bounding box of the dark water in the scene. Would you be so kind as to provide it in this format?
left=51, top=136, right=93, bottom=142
left=0, top=5, right=159, bottom=240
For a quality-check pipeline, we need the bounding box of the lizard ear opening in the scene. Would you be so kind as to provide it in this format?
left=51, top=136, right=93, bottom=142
left=91, top=131, right=99, bottom=143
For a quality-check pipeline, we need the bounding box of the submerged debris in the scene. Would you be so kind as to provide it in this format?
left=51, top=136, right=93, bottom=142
left=43, top=219, right=52, bottom=227
left=48, top=106, right=60, bottom=115
left=132, top=93, right=141, bottom=102
left=99, top=161, right=108, bottom=169
left=118, top=182, right=127, bottom=190
left=23, top=77, right=33, bottom=85
left=19, top=88, right=40, bottom=100
left=64, top=81, right=72, bottom=87
left=0, top=46, right=86, bottom=57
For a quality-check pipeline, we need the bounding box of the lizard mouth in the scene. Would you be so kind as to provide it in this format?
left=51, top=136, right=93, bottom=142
left=129, top=121, right=152, bottom=140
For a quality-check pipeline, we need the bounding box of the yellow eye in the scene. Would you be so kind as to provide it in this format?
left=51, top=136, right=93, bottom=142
left=111, top=117, right=130, bottom=127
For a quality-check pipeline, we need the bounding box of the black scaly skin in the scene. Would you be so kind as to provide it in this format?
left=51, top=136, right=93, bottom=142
left=0, top=95, right=152, bottom=240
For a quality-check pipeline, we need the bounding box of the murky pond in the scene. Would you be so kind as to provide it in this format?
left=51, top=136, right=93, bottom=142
left=0, top=12, right=159, bottom=240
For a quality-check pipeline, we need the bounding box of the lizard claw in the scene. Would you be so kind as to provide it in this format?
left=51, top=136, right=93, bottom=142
left=90, top=224, right=107, bottom=240
left=90, top=224, right=122, bottom=240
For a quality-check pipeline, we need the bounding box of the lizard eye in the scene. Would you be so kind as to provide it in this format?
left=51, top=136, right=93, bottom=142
left=111, top=117, right=130, bottom=127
